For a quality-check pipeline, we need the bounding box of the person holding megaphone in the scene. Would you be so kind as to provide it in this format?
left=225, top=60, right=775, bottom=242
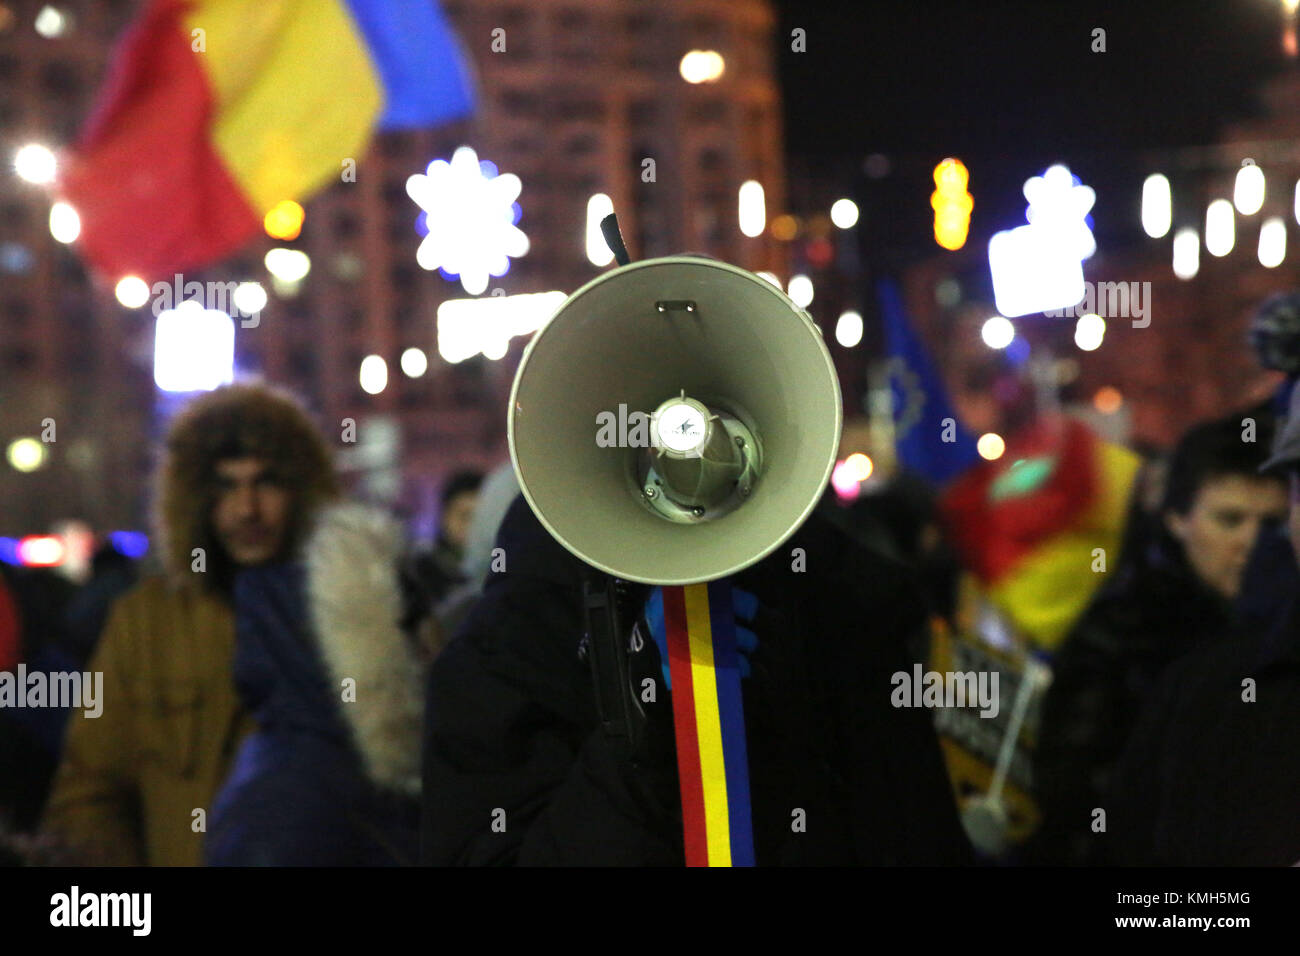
left=419, top=253, right=973, bottom=867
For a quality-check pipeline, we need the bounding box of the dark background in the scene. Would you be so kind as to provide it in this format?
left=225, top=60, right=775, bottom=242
left=777, top=0, right=1288, bottom=260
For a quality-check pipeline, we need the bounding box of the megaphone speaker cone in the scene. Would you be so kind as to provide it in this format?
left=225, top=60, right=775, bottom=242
left=508, top=256, right=842, bottom=585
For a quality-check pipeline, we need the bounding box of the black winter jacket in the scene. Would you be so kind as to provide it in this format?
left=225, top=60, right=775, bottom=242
left=420, top=494, right=972, bottom=866
left=1030, top=533, right=1234, bottom=865
left=1105, top=593, right=1300, bottom=865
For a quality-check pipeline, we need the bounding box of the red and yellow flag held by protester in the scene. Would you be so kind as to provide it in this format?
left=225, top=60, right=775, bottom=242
left=57, top=0, right=475, bottom=282
left=939, top=416, right=1141, bottom=651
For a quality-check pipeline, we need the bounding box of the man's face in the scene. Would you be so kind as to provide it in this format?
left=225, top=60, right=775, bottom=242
left=441, top=491, right=479, bottom=552
left=211, top=458, right=293, bottom=567
left=1165, top=474, right=1289, bottom=600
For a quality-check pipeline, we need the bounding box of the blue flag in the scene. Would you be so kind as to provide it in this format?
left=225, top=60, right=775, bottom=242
left=345, top=0, right=477, bottom=130
left=878, top=278, right=980, bottom=484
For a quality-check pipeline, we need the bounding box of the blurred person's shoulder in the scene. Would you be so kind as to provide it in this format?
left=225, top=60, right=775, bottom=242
left=486, top=493, right=586, bottom=591
left=742, top=507, right=929, bottom=632
left=98, top=574, right=233, bottom=647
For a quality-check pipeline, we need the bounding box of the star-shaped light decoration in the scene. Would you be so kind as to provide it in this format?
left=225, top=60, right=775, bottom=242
left=1023, top=164, right=1096, bottom=260
left=406, top=146, right=529, bottom=295
left=988, top=164, right=1095, bottom=318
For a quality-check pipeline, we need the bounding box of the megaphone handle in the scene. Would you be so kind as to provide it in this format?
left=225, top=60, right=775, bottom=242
left=581, top=574, right=644, bottom=745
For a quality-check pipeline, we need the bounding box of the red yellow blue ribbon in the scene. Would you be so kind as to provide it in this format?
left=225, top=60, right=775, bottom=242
left=662, top=581, right=755, bottom=866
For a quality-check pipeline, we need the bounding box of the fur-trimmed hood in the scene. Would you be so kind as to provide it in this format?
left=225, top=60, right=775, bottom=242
left=304, top=502, right=427, bottom=795
left=153, top=382, right=339, bottom=592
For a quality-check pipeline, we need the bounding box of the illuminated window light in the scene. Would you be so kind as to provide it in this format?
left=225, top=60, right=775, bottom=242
left=1075, top=313, right=1105, bottom=351
left=14, top=143, right=56, bottom=184
left=835, top=310, right=863, bottom=347
left=1172, top=227, right=1200, bottom=279
left=787, top=274, right=814, bottom=308
left=437, top=291, right=566, bottom=363
left=1233, top=164, right=1265, bottom=216
left=679, top=50, right=725, bottom=83
left=981, top=316, right=1015, bottom=349
left=115, top=276, right=150, bottom=308
left=1205, top=199, right=1235, bottom=257
left=830, top=198, right=859, bottom=229
left=401, top=347, right=428, bottom=378
left=586, top=193, right=615, bottom=266
left=1258, top=216, right=1286, bottom=268
left=977, top=433, right=1005, bottom=461
left=153, top=301, right=235, bottom=392
left=263, top=200, right=304, bottom=241
left=264, top=248, right=310, bottom=281
left=49, top=201, right=80, bottom=243
left=738, top=180, right=766, bottom=238
left=1141, top=173, right=1171, bottom=238
left=360, top=355, right=388, bottom=395
left=6, top=438, right=46, bottom=472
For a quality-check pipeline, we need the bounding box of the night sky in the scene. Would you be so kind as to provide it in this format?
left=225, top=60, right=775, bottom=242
left=775, top=0, right=1292, bottom=264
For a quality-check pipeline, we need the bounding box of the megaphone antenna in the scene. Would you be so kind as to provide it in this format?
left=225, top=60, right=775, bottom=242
left=600, top=212, right=633, bottom=265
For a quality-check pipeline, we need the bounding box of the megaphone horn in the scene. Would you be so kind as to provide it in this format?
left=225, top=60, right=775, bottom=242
left=509, top=255, right=842, bottom=586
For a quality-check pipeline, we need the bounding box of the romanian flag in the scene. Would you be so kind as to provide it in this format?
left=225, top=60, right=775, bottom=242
left=59, top=0, right=475, bottom=282
left=662, top=582, right=755, bottom=867
left=938, top=417, right=1140, bottom=651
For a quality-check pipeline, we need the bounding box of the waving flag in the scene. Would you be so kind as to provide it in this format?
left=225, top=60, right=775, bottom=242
left=879, top=279, right=981, bottom=485
left=939, top=417, right=1140, bottom=650
left=58, top=0, right=476, bottom=282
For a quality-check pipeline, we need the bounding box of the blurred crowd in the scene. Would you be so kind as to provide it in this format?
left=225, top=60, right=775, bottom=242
left=4, top=291, right=1300, bottom=867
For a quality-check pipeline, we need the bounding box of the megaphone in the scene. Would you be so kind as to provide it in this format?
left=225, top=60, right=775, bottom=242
left=509, top=255, right=842, bottom=585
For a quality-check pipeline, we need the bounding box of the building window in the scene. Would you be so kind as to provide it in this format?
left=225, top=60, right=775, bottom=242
left=41, top=61, right=81, bottom=100
left=698, top=148, right=725, bottom=172
left=289, top=347, right=317, bottom=380
left=5, top=347, right=36, bottom=371
left=562, top=133, right=599, bottom=159
left=5, top=298, right=30, bottom=330
left=333, top=211, right=360, bottom=238
left=555, top=9, right=596, bottom=64
left=389, top=262, right=417, bottom=292
left=499, top=7, right=535, bottom=60
left=3, top=203, right=28, bottom=229
left=500, top=88, right=541, bottom=114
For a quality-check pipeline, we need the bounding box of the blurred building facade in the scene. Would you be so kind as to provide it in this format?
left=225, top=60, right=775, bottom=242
left=0, top=0, right=788, bottom=544
left=896, top=70, right=1300, bottom=454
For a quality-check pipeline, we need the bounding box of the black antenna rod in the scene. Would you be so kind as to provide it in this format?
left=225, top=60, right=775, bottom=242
left=600, top=212, right=632, bottom=266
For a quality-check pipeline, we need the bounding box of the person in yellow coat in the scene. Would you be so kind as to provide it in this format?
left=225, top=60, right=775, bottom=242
left=41, top=383, right=339, bottom=865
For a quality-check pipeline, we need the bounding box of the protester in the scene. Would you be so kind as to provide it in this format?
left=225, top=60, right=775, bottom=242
left=40, top=383, right=339, bottom=865
left=205, top=503, right=431, bottom=866
left=412, top=469, right=483, bottom=606
left=0, top=544, right=137, bottom=842
left=420, top=494, right=973, bottom=866
left=434, top=461, right=520, bottom=636
left=1106, top=384, right=1300, bottom=865
left=1031, top=412, right=1287, bottom=864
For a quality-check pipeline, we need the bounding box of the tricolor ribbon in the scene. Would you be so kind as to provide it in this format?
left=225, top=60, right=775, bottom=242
left=662, top=581, right=755, bottom=866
